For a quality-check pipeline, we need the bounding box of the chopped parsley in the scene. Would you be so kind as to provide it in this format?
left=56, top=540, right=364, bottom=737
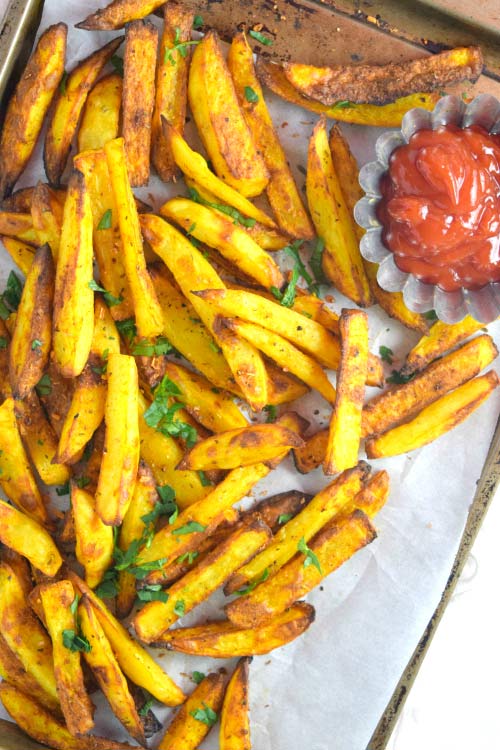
left=164, top=27, right=199, bottom=66
left=60, top=70, right=69, bottom=95
left=379, top=345, right=394, bottom=364
left=141, top=484, right=179, bottom=527
left=173, top=599, right=186, bottom=617
left=97, top=209, right=112, bottom=230
left=35, top=374, right=52, bottom=396
left=31, top=339, right=42, bottom=350
left=423, top=309, right=438, bottom=321
left=138, top=696, right=155, bottom=717
left=69, top=594, right=80, bottom=616
left=198, top=470, right=212, bottom=487
left=193, top=15, right=204, bottom=30
left=249, top=29, right=273, bottom=46
left=137, top=585, right=169, bottom=603
left=278, top=513, right=293, bottom=525
left=263, top=404, right=277, bottom=423
left=143, top=375, right=198, bottom=448
left=111, top=55, right=124, bottom=77
left=116, top=317, right=137, bottom=344
left=309, top=237, right=327, bottom=286
left=88, top=279, right=123, bottom=308
left=177, top=551, right=199, bottom=565
left=190, top=703, right=218, bottom=727
left=0, top=337, right=7, bottom=350
left=386, top=369, right=415, bottom=385
left=331, top=100, right=353, bottom=110
left=244, top=86, right=259, bottom=103
left=192, top=670, right=205, bottom=684
left=284, top=241, right=319, bottom=296
left=172, top=521, right=206, bottom=536
left=62, top=629, right=91, bottom=654
left=235, top=567, right=269, bottom=596
left=0, top=271, right=23, bottom=319
left=188, top=187, right=256, bottom=228
left=297, top=537, right=322, bottom=573
left=131, top=336, right=172, bottom=356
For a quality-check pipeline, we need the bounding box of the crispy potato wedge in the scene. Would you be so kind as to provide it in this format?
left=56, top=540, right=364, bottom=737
left=284, top=46, right=483, bottom=105
left=122, top=20, right=158, bottom=186
left=0, top=211, right=38, bottom=243
left=292, top=291, right=340, bottom=333
left=347, top=469, right=390, bottom=518
left=0, top=632, right=60, bottom=714
left=53, top=170, right=94, bottom=377
left=79, top=598, right=145, bottom=745
left=15, top=392, right=70, bottom=486
left=220, top=657, right=251, bottom=750
left=324, top=310, right=368, bottom=475
left=77, top=0, right=166, bottom=30
left=0, top=24, right=67, bottom=198
left=178, top=423, right=304, bottom=471
left=0, top=237, right=35, bottom=275
left=162, top=198, right=284, bottom=291
left=68, top=572, right=185, bottom=706
left=364, top=262, right=429, bottom=333
left=154, top=601, right=315, bottom=656
left=9, top=244, right=54, bottom=398
left=0, top=548, right=32, bottom=598
left=158, top=672, right=226, bottom=750
left=31, top=182, right=63, bottom=259
left=189, top=31, right=269, bottom=198
left=265, top=362, right=309, bottom=405
left=37, top=360, right=74, bottom=438
left=95, top=352, right=140, bottom=526
left=152, top=5, right=193, bottom=182
left=44, top=38, right=122, bottom=185
left=228, top=33, right=314, bottom=240
left=78, top=74, right=122, bottom=153
left=0, top=500, right=62, bottom=576
left=39, top=580, right=94, bottom=736
left=256, top=59, right=439, bottom=126
left=2, top=186, right=38, bottom=213
left=105, top=139, right=163, bottom=337
left=366, top=371, right=499, bottom=458
left=226, top=509, right=376, bottom=628
left=307, top=117, right=371, bottom=306
left=0, top=398, right=49, bottom=526
left=134, top=519, right=272, bottom=642
left=72, top=485, right=114, bottom=588
left=401, top=315, right=487, bottom=375
left=293, top=429, right=328, bottom=473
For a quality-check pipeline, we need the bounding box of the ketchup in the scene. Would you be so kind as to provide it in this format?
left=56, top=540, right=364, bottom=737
left=378, top=125, right=500, bottom=292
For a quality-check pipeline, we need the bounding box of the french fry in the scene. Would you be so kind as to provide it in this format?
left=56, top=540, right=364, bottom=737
left=152, top=5, right=193, bottom=182
left=36, top=359, right=74, bottom=438
left=39, top=580, right=94, bottom=736
left=0, top=548, right=32, bottom=598
left=0, top=397, right=49, bottom=526
left=265, top=362, right=310, bottom=405
left=0, top=211, right=38, bottom=243
left=158, top=672, right=226, bottom=750
left=188, top=31, right=269, bottom=198
left=346, top=469, right=390, bottom=518
left=79, top=597, right=145, bottom=745
left=134, top=519, right=272, bottom=642
left=284, top=46, right=483, bottom=105
left=15, top=392, right=70, bottom=486
left=122, top=20, right=158, bottom=186
left=68, top=571, right=185, bottom=706
left=161, top=198, right=284, bottom=291
left=104, top=138, right=164, bottom=338
left=366, top=371, right=499, bottom=458
left=9, top=244, right=54, bottom=398
left=324, top=310, right=368, bottom=475
left=401, top=315, right=487, bottom=375
left=95, top=352, right=140, bottom=526
left=228, top=33, right=314, bottom=240
left=31, top=182, right=63, bottom=259
left=220, top=657, right=251, bottom=750
left=256, top=58, right=439, bottom=126
left=226, top=510, right=376, bottom=628
left=0, top=632, right=60, bottom=714
left=78, top=74, right=123, bottom=152
left=72, top=485, right=114, bottom=588
left=178, top=423, right=304, bottom=471
left=0, top=24, right=67, bottom=198
left=44, top=38, right=122, bottom=185
left=0, top=320, right=11, bottom=400
left=306, top=117, right=372, bottom=306
left=53, top=170, right=94, bottom=378
left=364, top=263, right=429, bottom=333
left=293, top=429, right=328, bottom=474
left=0, top=499, right=62, bottom=576
left=0, top=236, right=35, bottom=275
left=154, top=601, right=315, bottom=657
left=1, top=186, right=39, bottom=213
left=77, top=0, right=166, bottom=30
left=225, top=464, right=367, bottom=595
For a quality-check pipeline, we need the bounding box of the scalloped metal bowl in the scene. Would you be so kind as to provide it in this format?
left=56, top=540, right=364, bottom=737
left=355, top=94, right=500, bottom=324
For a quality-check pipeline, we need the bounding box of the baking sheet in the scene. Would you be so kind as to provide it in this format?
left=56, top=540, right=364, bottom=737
left=1, top=1, right=500, bottom=749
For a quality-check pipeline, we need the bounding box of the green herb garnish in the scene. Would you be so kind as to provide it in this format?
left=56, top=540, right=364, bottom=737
left=190, top=703, right=218, bottom=727
left=249, top=29, right=273, bottom=46
left=88, top=279, right=123, bottom=308
left=143, top=375, right=198, bottom=448
left=297, top=537, right=322, bottom=573
left=235, top=567, right=269, bottom=596
left=379, top=346, right=394, bottom=364
left=62, top=630, right=91, bottom=654
left=188, top=186, right=256, bottom=228
left=244, top=85, right=259, bottom=103
left=97, top=209, right=112, bottom=230
left=137, top=585, right=169, bottom=603
left=172, top=521, right=206, bottom=536
left=35, top=374, right=52, bottom=397
left=164, top=27, right=199, bottom=65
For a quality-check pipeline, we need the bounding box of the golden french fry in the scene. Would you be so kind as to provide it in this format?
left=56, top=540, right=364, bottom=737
left=72, top=485, right=114, bottom=588
left=324, top=310, right=368, bottom=475
left=0, top=211, right=37, bottom=243
left=220, top=658, right=251, bottom=750
left=122, top=20, right=158, bottom=186
left=78, top=74, right=123, bottom=152
left=293, top=428, right=327, bottom=474
left=31, top=182, right=63, bottom=259
left=0, top=236, right=35, bottom=275
left=104, top=138, right=163, bottom=338
left=0, top=632, right=60, bottom=714
left=1, top=186, right=39, bottom=213
left=0, top=499, right=62, bottom=576
left=228, top=33, right=314, bottom=240
left=265, top=361, right=310, bottom=405
left=134, top=520, right=272, bottom=642
left=77, top=0, right=166, bottom=30
left=226, top=510, right=376, bottom=628
left=364, top=263, right=430, bottom=333
left=402, top=315, right=488, bottom=375
left=188, top=31, right=269, bottom=198
left=53, top=170, right=94, bottom=377
left=15, top=392, right=70, bottom=486
left=44, top=38, right=122, bottom=185
left=366, top=371, right=499, bottom=458
left=284, top=47, right=483, bottom=105
left=95, top=352, right=140, bottom=526
left=36, top=359, right=75, bottom=438
left=347, top=470, right=390, bottom=518
left=0, top=24, right=67, bottom=198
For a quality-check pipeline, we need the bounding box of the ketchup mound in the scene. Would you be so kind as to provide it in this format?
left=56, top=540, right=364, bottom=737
left=378, top=125, right=500, bottom=292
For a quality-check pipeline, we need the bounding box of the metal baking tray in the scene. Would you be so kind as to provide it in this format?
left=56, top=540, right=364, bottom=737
left=1, top=1, right=500, bottom=747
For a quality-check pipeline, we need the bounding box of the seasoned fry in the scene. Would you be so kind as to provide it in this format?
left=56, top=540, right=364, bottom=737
left=9, top=244, right=54, bottom=398
left=53, top=170, right=94, bottom=377
left=44, top=38, right=122, bottom=185
left=294, top=428, right=328, bottom=473
left=39, top=580, right=94, bottom=736
left=364, top=263, right=429, bottom=333
left=158, top=672, right=226, bottom=750
left=72, top=485, right=114, bottom=588
left=95, top=352, right=140, bottom=526
left=122, top=20, right=158, bottom=186
left=307, top=117, right=371, bottom=306
left=31, top=182, right=63, bottom=259
left=228, top=33, right=314, bottom=240
left=324, top=310, right=368, bottom=475
left=402, top=315, right=487, bottom=375
left=0, top=632, right=60, bottom=713
left=77, top=0, right=166, bottom=30
left=226, top=510, right=376, bottom=628
left=0, top=24, right=67, bottom=198
left=15, top=392, right=70, bottom=486
left=189, top=31, right=269, bottom=198
left=346, top=470, right=390, bottom=518
left=0, top=236, right=35, bottom=275
left=284, top=46, right=483, bottom=105
left=220, top=658, right=251, bottom=750
left=256, top=59, right=439, bottom=126
left=265, top=362, right=310, bottom=405
left=152, top=5, right=193, bottom=182
left=154, top=602, right=315, bottom=657
left=0, top=211, right=38, bottom=243
left=2, top=186, right=39, bottom=213
left=78, top=74, right=123, bottom=152
left=0, top=499, right=62, bottom=576
left=366, top=371, right=499, bottom=458
left=162, top=198, right=284, bottom=290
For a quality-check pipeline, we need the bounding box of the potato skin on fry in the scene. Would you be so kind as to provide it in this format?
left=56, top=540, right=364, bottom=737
left=77, top=0, right=167, bottom=30
left=220, top=658, right=251, bottom=750
left=0, top=499, right=62, bottom=576
left=0, top=632, right=60, bottom=714
left=0, top=24, right=67, bottom=198
left=72, top=485, right=114, bottom=588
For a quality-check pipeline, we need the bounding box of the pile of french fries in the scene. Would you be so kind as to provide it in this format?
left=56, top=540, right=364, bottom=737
left=0, top=0, right=496, bottom=747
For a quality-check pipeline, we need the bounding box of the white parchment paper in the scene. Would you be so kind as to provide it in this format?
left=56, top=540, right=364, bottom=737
left=1, top=2, right=500, bottom=749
